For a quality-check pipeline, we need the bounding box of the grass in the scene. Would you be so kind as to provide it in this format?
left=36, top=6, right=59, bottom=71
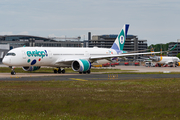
left=0, top=78, right=180, bottom=119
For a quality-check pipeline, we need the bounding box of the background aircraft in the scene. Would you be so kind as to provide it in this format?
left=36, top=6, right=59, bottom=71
left=2, top=24, right=159, bottom=75
left=148, top=45, right=180, bottom=67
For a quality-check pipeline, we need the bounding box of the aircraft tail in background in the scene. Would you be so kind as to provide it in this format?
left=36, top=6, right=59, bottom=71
left=110, top=24, right=129, bottom=53
left=150, top=46, right=156, bottom=57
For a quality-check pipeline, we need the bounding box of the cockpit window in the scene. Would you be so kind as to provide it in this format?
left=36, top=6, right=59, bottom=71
left=6, top=53, right=16, bottom=56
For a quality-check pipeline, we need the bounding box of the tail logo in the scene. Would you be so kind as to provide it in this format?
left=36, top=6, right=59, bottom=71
left=118, top=29, right=125, bottom=50
left=120, top=35, right=124, bottom=44
left=150, top=47, right=155, bottom=57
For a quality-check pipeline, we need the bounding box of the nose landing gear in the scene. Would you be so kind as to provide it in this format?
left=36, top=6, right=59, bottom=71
left=9, top=66, right=16, bottom=75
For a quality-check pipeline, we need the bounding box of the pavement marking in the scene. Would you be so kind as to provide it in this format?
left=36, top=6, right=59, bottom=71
left=70, top=78, right=88, bottom=81
left=10, top=76, right=22, bottom=79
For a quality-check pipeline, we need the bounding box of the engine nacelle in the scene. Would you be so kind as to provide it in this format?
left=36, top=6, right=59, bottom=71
left=72, top=59, right=91, bottom=72
left=176, top=62, right=180, bottom=66
left=149, top=56, right=161, bottom=62
left=22, top=66, right=41, bottom=71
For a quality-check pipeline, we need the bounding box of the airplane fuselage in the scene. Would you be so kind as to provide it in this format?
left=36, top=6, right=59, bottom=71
left=3, top=47, right=117, bottom=67
left=150, top=56, right=180, bottom=66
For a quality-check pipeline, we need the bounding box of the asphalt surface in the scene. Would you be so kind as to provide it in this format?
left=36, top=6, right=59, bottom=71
left=0, top=73, right=180, bottom=81
left=1, top=65, right=180, bottom=81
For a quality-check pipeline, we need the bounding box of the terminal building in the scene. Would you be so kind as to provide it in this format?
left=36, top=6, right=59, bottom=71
left=168, top=40, right=180, bottom=56
left=0, top=35, right=82, bottom=49
left=0, top=35, right=83, bottom=62
left=0, top=44, right=9, bottom=62
left=88, top=34, right=148, bottom=59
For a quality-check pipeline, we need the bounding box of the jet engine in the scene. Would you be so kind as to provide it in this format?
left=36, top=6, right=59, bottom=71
left=22, top=66, right=41, bottom=71
left=149, top=56, right=161, bottom=62
left=72, top=59, right=91, bottom=72
left=175, top=62, right=180, bottom=66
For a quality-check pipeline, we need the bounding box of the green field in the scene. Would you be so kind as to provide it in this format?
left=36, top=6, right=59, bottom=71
left=0, top=78, right=180, bottom=120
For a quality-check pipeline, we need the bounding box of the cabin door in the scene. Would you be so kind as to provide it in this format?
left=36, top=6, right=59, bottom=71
left=48, top=50, right=52, bottom=59
left=22, top=51, right=26, bottom=59
left=84, top=51, right=90, bottom=57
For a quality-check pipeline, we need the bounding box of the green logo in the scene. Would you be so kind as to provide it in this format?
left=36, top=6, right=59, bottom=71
left=118, top=29, right=125, bottom=51
left=27, top=50, right=46, bottom=58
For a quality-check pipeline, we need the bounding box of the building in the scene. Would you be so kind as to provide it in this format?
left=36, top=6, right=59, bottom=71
left=0, top=35, right=84, bottom=62
left=168, top=40, right=180, bottom=56
left=0, top=44, right=10, bottom=63
left=0, top=35, right=82, bottom=49
left=88, top=34, right=148, bottom=59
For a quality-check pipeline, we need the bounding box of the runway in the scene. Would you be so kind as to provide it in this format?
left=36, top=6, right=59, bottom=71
left=108, top=65, right=180, bottom=72
left=0, top=65, right=180, bottom=81
left=0, top=73, right=180, bottom=81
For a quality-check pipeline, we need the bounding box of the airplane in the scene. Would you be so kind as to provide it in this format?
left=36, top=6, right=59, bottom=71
left=149, top=45, right=180, bottom=67
left=2, top=24, right=159, bottom=75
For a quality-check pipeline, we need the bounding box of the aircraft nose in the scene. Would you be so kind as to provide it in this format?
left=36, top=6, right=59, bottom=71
left=2, top=57, right=8, bottom=65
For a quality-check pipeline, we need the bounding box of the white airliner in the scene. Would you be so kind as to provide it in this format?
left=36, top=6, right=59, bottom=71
left=149, top=46, right=180, bottom=67
left=2, top=24, right=159, bottom=75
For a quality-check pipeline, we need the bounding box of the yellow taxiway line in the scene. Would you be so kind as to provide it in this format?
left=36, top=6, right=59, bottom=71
left=70, top=78, right=88, bottom=81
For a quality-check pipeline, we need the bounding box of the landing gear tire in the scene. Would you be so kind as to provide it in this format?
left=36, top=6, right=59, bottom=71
left=10, top=66, right=16, bottom=75
left=61, top=69, right=65, bottom=74
left=58, top=68, right=61, bottom=73
left=54, top=69, right=57, bottom=73
left=79, top=72, right=82, bottom=74
left=54, top=68, right=65, bottom=74
left=11, top=71, right=16, bottom=75
left=87, top=70, right=91, bottom=74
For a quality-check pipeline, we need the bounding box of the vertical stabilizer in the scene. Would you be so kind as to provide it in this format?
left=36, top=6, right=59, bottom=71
left=150, top=46, right=156, bottom=57
left=111, top=24, right=129, bottom=52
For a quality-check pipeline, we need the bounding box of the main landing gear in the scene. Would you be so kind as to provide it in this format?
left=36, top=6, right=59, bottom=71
left=10, top=66, right=16, bottom=75
left=79, top=70, right=91, bottom=74
left=54, top=68, right=65, bottom=74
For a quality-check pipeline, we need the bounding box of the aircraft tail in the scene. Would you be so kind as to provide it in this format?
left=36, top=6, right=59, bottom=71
left=168, top=44, right=177, bottom=51
left=150, top=46, right=156, bottom=57
left=111, top=24, right=129, bottom=52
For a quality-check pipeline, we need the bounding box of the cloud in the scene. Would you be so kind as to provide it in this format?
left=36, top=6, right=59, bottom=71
left=0, top=32, right=14, bottom=35
left=48, top=34, right=57, bottom=37
left=18, top=31, right=29, bottom=35
left=0, top=31, right=29, bottom=35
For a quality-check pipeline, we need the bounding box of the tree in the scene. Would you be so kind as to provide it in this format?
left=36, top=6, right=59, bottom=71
left=176, top=53, right=180, bottom=59
left=148, top=43, right=169, bottom=56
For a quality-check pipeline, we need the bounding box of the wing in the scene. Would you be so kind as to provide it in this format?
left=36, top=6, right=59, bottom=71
left=90, top=52, right=160, bottom=61
left=55, top=52, right=160, bottom=64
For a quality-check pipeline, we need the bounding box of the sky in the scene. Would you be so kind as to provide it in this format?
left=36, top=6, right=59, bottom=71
left=0, top=0, right=180, bottom=45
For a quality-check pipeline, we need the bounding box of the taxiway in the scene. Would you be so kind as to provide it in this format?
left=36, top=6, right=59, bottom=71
left=0, top=65, right=180, bottom=81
